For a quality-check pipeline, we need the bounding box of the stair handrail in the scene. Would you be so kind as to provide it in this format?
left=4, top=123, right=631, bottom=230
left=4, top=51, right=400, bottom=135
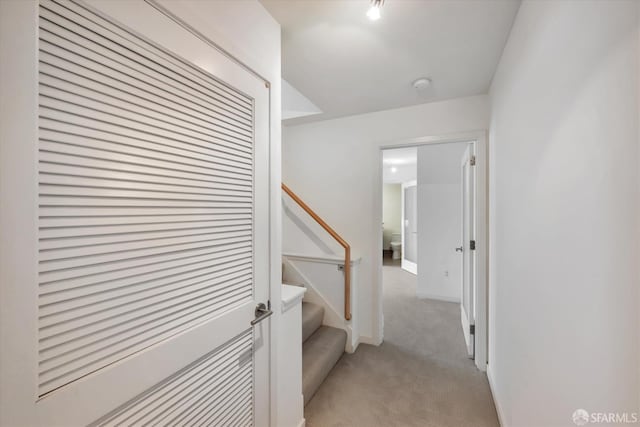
left=281, top=183, right=351, bottom=321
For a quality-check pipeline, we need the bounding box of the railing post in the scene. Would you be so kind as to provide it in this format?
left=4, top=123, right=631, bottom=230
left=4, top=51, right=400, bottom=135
left=344, top=246, right=351, bottom=321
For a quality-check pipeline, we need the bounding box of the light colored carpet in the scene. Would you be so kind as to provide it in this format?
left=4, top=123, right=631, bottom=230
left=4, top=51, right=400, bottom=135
left=304, top=260, right=499, bottom=427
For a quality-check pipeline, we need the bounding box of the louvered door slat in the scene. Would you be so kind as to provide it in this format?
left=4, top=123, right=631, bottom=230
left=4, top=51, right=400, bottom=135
left=39, top=150, right=252, bottom=188
left=39, top=261, right=252, bottom=320
left=40, top=229, right=251, bottom=262
left=40, top=184, right=251, bottom=204
left=40, top=213, right=252, bottom=228
left=205, top=384, right=252, bottom=426
left=40, top=207, right=252, bottom=218
left=39, top=1, right=253, bottom=120
left=38, top=285, right=252, bottom=393
left=39, top=132, right=251, bottom=178
left=39, top=66, right=253, bottom=142
left=39, top=232, right=251, bottom=270
left=39, top=278, right=251, bottom=350
left=39, top=67, right=253, bottom=143
left=40, top=196, right=250, bottom=209
left=40, top=174, right=251, bottom=199
left=38, top=54, right=253, bottom=141
left=38, top=104, right=253, bottom=168
left=37, top=37, right=253, bottom=136
left=39, top=84, right=252, bottom=148
left=39, top=59, right=253, bottom=142
left=40, top=265, right=252, bottom=325
left=40, top=218, right=251, bottom=239
left=90, top=331, right=253, bottom=427
left=39, top=121, right=253, bottom=171
left=40, top=0, right=253, bottom=115
left=120, top=337, right=249, bottom=425
left=41, top=221, right=251, bottom=245
left=37, top=0, right=256, bottom=402
left=40, top=100, right=252, bottom=155
left=39, top=243, right=252, bottom=298
left=39, top=103, right=251, bottom=158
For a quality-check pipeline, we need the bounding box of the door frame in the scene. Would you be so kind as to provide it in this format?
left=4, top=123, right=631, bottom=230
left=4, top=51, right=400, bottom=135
left=375, top=131, right=488, bottom=371
left=460, top=144, right=476, bottom=358
left=400, top=180, right=418, bottom=275
left=0, top=1, right=280, bottom=425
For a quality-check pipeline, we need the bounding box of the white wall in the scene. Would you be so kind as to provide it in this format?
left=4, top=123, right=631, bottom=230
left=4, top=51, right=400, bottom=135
left=416, top=143, right=467, bottom=302
left=382, top=184, right=402, bottom=250
left=282, top=95, right=489, bottom=341
left=154, top=0, right=279, bottom=83
left=488, top=1, right=640, bottom=425
left=282, top=79, right=321, bottom=120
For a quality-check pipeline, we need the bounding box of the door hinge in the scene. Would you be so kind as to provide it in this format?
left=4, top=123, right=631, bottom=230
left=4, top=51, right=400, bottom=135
left=470, top=324, right=475, bottom=335
left=470, top=240, right=476, bottom=250
left=470, top=155, right=476, bottom=166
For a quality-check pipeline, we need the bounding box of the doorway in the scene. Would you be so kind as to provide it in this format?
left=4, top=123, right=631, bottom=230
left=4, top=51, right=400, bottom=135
left=381, top=147, right=417, bottom=275
left=377, top=134, right=488, bottom=370
left=401, top=180, right=418, bottom=274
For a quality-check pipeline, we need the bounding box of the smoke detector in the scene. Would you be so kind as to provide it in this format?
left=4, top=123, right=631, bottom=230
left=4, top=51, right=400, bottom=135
left=412, top=77, right=432, bottom=91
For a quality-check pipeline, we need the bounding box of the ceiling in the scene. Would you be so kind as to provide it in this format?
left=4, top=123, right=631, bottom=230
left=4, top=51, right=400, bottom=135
left=383, top=147, right=416, bottom=183
left=260, top=0, right=520, bottom=125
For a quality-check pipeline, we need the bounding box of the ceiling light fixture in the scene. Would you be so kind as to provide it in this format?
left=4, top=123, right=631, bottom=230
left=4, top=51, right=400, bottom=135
left=412, top=77, right=432, bottom=91
left=367, top=0, right=383, bottom=21
left=391, top=167, right=397, bottom=173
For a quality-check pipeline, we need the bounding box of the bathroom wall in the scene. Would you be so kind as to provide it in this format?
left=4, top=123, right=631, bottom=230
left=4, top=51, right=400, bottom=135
left=382, top=184, right=401, bottom=250
left=403, top=185, right=418, bottom=264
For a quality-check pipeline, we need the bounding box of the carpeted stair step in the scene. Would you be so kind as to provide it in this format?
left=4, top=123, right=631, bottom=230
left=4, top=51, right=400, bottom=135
left=302, top=302, right=324, bottom=343
left=302, top=325, right=347, bottom=406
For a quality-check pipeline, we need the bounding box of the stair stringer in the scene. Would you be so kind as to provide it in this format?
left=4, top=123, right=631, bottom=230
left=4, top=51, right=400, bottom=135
left=283, top=257, right=358, bottom=353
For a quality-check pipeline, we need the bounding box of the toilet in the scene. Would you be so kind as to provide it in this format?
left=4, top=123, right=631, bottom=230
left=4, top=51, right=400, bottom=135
left=390, top=233, right=402, bottom=260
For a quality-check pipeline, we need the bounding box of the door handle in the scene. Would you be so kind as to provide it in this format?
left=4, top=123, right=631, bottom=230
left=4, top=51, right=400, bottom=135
left=455, top=246, right=464, bottom=253
left=251, top=302, right=273, bottom=326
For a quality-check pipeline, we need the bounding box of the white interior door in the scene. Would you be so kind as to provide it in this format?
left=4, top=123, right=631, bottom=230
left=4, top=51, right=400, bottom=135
left=401, top=180, right=418, bottom=275
left=0, top=0, right=271, bottom=425
left=460, top=146, right=475, bottom=358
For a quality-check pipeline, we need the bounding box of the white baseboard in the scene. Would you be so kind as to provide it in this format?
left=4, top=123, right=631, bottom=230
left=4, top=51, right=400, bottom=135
left=358, top=335, right=382, bottom=346
left=486, top=364, right=506, bottom=427
left=297, top=418, right=306, bottom=427
left=415, top=292, right=461, bottom=303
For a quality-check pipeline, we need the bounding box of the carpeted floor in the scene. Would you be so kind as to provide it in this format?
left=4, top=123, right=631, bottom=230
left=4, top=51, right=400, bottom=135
left=304, top=259, right=499, bottom=427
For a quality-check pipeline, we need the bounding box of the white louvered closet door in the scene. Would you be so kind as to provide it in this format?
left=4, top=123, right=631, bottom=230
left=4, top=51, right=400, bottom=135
left=1, top=0, right=271, bottom=425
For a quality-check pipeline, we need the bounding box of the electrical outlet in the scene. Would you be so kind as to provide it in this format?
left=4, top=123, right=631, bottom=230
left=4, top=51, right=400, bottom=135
left=444, top=270, right=449, bottom=277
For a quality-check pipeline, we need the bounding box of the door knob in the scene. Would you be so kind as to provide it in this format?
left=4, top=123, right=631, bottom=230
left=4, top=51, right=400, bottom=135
left=251, top=302, right=273, bottom=325
left=455, top=246, right=464, bottom=253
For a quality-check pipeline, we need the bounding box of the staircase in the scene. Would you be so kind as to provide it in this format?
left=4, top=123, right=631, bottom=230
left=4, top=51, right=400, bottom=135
left=301, top=301, right=347, bottom=405
left=280, top=183, right=350, bottom=405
